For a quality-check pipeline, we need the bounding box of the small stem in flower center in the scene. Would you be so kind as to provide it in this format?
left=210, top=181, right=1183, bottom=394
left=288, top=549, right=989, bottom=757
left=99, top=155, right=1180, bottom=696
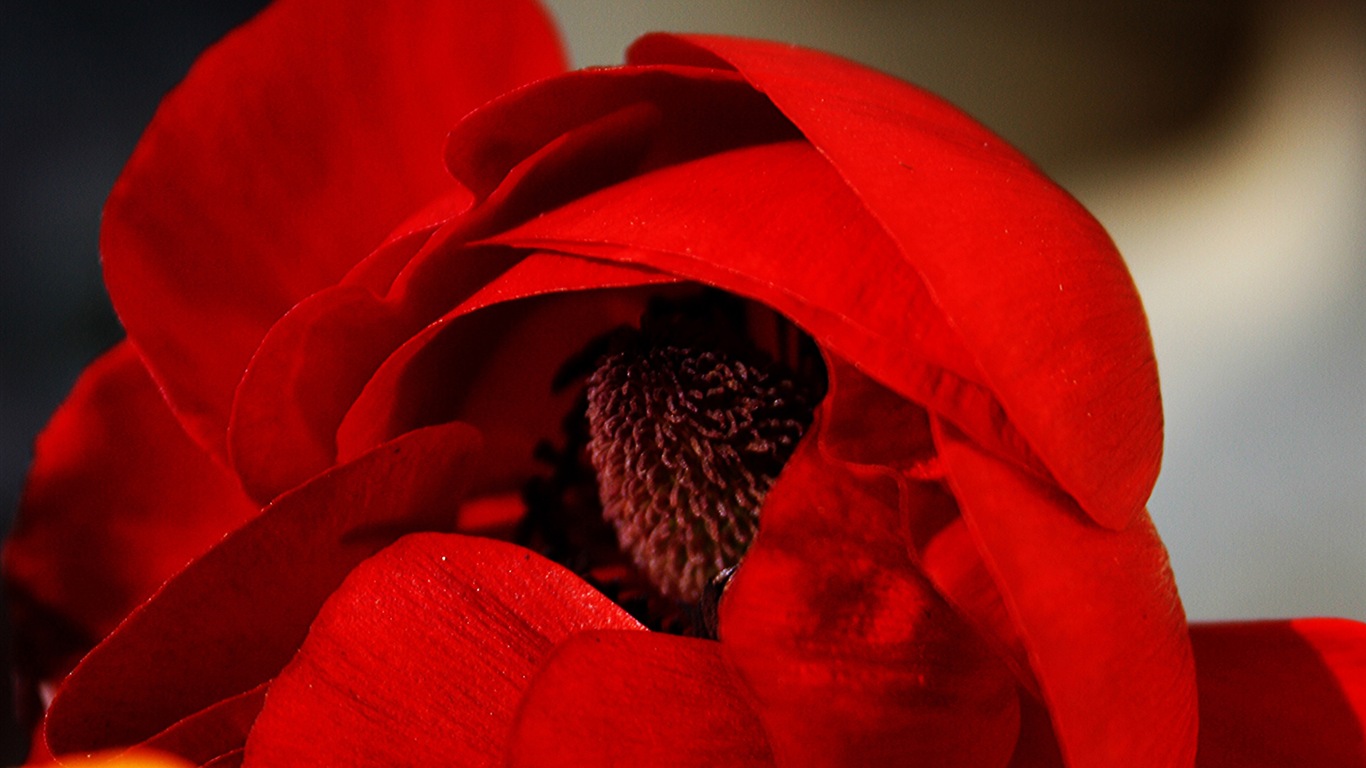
left=584, top=328, right=817, bottom=602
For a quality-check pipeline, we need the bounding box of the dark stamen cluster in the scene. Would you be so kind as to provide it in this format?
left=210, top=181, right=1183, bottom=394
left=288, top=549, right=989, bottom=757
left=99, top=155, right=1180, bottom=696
left=585, top=335, right=816, bottom=601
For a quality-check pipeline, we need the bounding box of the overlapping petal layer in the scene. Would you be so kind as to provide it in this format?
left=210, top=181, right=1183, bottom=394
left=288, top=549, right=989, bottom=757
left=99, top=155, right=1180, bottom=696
left=242, top=535, right=643, bottom=766
left=100, top=0, right=565, bottom=461
left=4, top=343, right=256, bottom=710
left=42, top=422, right=482, bottom=755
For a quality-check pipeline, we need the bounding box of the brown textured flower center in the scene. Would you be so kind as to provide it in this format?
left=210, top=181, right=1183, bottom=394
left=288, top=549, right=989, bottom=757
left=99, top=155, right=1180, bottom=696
left=584, top=332, right=816, bottom=601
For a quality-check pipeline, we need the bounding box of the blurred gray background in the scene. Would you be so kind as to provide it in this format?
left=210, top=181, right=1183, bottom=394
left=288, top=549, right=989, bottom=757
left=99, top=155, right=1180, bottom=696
left=2, top=0, right=1362, bottom=757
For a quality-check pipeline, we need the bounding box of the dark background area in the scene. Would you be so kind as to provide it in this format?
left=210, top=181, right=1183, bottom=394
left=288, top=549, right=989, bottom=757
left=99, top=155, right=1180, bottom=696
left=2, top=2, right=271, bottom=758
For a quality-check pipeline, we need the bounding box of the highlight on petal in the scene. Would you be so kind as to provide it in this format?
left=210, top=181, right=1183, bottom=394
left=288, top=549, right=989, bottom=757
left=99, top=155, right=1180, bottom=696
left=628, top=33, right=1162, bottom=530
left=42, top=422, right=483, bottom=757
left=4, top=342, right=256, bottom=716
left=508, top=632, right=774, bottom=767
left=935, top=421, right=1197, bottom=767
left=242, top=535, right=642, bottom=766
left=101, top=0, right=566, bottom=461
left=1192, top=618, right=1366, bottom=766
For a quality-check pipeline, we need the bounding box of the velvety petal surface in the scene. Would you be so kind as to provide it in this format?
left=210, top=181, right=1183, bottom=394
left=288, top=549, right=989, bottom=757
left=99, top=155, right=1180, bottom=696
left=242, top=535, right=642, bottom=766
left=508, top=632, right=774, bottom=767
left=935, top=422, right=1197, bottom=767
left=1192, top=618, right=1366, bottom=767
left=4, top=343, right=256, bottom=713
left=628, top=34, right=1161, bottom=530
left=42, top=422, right=483, bottom=756
left=101, top=0, right=565, bottom=459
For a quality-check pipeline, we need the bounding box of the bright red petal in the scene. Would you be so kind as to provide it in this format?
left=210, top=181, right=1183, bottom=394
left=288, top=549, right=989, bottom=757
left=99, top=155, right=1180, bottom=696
left=935, top=421, right=1197, bottom=767
left=4, top=343, right=256, bottom=712
left=508, top=632, right=775, bottom=767
left=102, top=0, right=565, bottom=461
left=42, top=422, right=483, bottom=756
left=718, top=410, right=1021, bottom=767
left=242, top=535, right=642, bottom=766
left=1192, top=618, right=1366, bottom=767
left=628, top=34, right=1161, bottom=531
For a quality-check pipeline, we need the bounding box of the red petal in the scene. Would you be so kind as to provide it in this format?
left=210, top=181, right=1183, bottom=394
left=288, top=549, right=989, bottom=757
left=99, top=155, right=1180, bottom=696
left=486, top=139, right=1040, bottom=476
left=230, top=91, right=693, bottom=502
left=934, top=421, right=1197, bottom=767
left=335, top=253, right=676, bottom=475
left=42, top=422, right=483, bottom=756
left=1192, top=619, right=1366, bottom=767
left=629, top=34, right=1161, bottom=530
left=101, top=0, right=565, bottom=460
left=4, top=343, right=256, bottom=706
left=242, top=535, right=642, bottom=766
left=718, top=413, right=1021, bottom=767
left=508, top=632, right=774, bottom=767
left=139, top=685, right=267, bottom=767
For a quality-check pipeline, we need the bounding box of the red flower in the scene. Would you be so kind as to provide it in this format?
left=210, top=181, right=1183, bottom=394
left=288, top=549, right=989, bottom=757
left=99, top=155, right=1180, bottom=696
left=6, top=0, right=1364, bottom=765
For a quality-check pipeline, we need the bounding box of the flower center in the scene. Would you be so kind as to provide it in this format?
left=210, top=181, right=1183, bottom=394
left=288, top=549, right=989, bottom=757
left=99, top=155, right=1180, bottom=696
left=585, top=333, right=816, bottom=601
left=518, top=292, right=823, bottom=634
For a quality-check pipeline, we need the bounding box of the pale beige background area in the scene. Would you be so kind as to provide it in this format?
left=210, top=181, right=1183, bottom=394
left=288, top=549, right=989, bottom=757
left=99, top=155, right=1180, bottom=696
left=543, top=0, right=1366, bottom=622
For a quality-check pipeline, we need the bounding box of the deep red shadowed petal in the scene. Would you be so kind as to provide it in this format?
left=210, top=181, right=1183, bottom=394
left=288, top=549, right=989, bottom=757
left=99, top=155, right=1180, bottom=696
left=3, top=343, right=256, bottom=710
left=41, top=422, right=482, bottom=756
left=335, top=254, right=678, bottom=478
left=815, top=359, right=1041, bottom=698
left=101, top=0, right=565, bottom=462
left=1192, top=618, right=1366, bottom=767
left=507, top=632, right=775, bottom=767
left=628, top=34, right=1161, bottom=530
left=241, top=535, right=642, bottom=767
left=934, top=421, right=1197, bottom=767
left=135, top=685, right=267, bottom=767
left=717, top=406, right=1021, bottom=767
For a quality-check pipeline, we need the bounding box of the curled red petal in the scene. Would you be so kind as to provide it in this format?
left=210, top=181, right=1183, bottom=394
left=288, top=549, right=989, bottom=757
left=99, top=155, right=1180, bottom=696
left=230, top=89, right=696, bottom=502
left=629, top=33, right=1161, bottom=530
left=934, top=420, right=1197, bottom=767
left=719, top=407, right=1021, bottom=767
left=3, top=342, right=256, bottom=714
left=102, top=0, right=565, bottom=461
left=1192, top=618, right=1366, bottom=767
left=335, top=253, right=676, bottom=473
left=508, top=632, right=775, bottom=767
left=486, top=138, right=1040, bottom=475
left=242, top=535, right=642, bottom=767
left=42, top=422, right=483, bottom=756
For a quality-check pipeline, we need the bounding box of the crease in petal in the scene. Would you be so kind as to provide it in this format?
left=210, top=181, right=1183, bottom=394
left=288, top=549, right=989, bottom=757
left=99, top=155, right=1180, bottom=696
left=243, top=535, right=642, bottom=767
